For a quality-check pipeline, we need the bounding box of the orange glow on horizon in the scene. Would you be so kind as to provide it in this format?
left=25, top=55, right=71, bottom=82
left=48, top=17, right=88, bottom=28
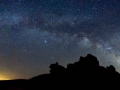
left=0, top=75, right=11, bottom=80
left=0, top=77, right=10, bottom=80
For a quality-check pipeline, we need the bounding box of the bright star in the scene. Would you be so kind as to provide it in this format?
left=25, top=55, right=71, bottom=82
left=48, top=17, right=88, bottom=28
left=44, top=40, right=47, bottom=43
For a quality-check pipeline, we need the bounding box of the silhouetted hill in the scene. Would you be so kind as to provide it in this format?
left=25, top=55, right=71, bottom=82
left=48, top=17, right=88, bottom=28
left=27, top=54, right=120, bottom=90
left=1, top=54, right=120, bottom=90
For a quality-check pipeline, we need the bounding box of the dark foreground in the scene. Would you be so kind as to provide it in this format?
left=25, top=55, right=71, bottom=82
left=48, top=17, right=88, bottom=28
left=0, top=54, right=120, bottom=90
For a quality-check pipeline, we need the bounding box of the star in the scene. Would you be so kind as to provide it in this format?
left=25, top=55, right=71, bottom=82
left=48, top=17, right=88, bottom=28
left=44, top=40, right=47, bottom=43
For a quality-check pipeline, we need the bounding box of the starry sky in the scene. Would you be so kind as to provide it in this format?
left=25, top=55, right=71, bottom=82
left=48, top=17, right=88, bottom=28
left=0, top=0, right=120, bottom=79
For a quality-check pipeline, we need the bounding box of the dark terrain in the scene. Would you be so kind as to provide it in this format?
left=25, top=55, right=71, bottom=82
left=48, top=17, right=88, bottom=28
left=0, top=54, right=120, bottom=90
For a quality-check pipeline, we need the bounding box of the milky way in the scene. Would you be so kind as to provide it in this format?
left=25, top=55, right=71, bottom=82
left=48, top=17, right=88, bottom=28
left=0, top=0, right=120, bottom=79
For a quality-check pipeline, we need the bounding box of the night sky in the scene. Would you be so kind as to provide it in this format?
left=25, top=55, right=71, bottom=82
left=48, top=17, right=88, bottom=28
left=0, top=0, right=120, bottom=80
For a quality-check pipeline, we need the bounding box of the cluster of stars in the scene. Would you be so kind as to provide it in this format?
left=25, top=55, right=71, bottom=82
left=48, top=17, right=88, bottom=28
left=0, top=0, right=120, bottom=79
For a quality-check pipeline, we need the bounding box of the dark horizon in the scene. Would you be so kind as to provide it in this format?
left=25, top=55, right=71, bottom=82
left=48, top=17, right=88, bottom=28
left=0, top=0, right=120, bottom=80
left=0, top=53, right=120, bottom=81
left=0, top=54, right=120, bottom=90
